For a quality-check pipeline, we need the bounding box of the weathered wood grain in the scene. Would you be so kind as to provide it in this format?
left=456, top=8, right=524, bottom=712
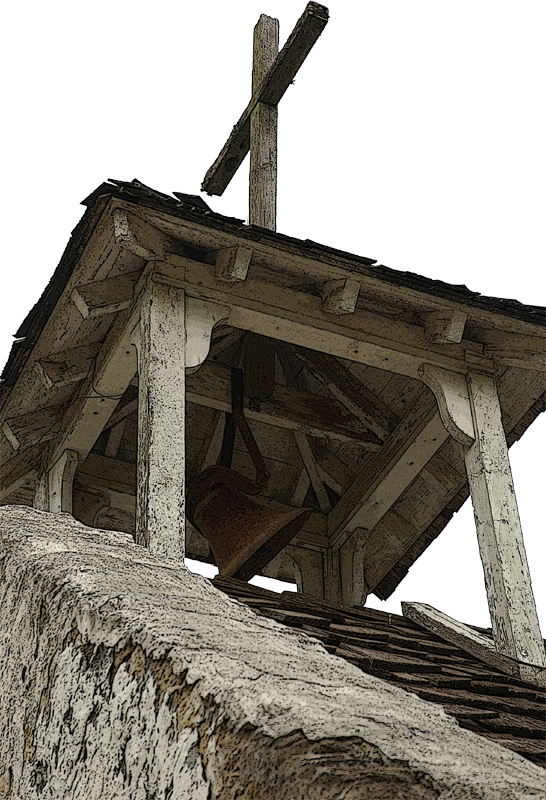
left=464, top=370, right=545, bottom=667
left=2, top=402, right=69, bottom=451
left=135, top=281, right=186, bottom=558
left=327, top=388, right=449, bottom=545
left=186, top=361, right=382, bottom=448
left=202, top=3, right=328, bottom=196
left=71, top=271, right=141, bottom=319
left=249, top=15, right=278, bottom=230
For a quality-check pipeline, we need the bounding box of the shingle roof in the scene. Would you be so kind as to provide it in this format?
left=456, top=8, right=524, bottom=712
left=2, top=177, right=544, bottom=400
left=212, top=575, right=546, bottom=770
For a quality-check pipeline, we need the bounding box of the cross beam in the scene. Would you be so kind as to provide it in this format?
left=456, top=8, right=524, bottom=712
left=202, top=2, right=328, bottom=228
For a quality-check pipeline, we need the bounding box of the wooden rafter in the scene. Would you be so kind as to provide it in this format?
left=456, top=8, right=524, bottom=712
left=186, top=361, right=382, bottom=449
left=292, top=345, right=399, bottom=439
left=327, top=388, right=450, bottom=547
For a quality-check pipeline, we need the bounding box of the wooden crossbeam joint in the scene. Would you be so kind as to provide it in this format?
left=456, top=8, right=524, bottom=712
left=202, top=3, right=329, bottom=196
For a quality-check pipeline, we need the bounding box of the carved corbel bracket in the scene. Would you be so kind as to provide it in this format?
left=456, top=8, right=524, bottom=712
left=185, top=297, right=230, bottom=373
left=419, top=363, right=475, bottom=447
left=321, top=279, right=360, bottom=315
left=131, top=287, right=229, bottom=376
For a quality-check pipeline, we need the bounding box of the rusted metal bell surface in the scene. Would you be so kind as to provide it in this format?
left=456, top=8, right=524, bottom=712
left=187, top=468, right=311, bottom=582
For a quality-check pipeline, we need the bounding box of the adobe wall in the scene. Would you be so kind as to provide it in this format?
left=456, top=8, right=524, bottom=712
left=0, top=504, right=543, bottom=800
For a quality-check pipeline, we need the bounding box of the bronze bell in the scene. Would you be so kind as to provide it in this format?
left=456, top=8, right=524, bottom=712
left=186, top=368, right=311, bottom=582
left=186, top=466, right=311, bottom=581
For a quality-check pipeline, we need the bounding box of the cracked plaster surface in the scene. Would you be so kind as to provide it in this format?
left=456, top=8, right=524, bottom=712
left=0, top=504, right=544, bottom=799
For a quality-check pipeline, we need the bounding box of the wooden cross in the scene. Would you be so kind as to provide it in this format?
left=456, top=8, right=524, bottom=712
left=202, top=2, right=329, bottom=231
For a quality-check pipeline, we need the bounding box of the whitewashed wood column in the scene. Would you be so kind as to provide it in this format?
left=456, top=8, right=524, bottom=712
left=421, top=363, right=545, bottom=666
left=132, top=276, right=228, bottom=560
left=464, top=369, right=545, bottom=666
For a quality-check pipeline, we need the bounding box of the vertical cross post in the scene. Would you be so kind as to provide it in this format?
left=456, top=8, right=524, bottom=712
left=250, top=15, right=279, bottom=230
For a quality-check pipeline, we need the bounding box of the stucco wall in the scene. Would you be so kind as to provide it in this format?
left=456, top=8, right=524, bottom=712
left=0, top=504, right=543, bottom=799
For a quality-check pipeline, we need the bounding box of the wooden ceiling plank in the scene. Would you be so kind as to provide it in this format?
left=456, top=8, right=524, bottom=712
left=292, top=345, right=399, bottom=439
left=2, top=402, right=69, bottom=452
left=0, top=443, right=43, bottom=501
left=34, top=343, right=101, bottom=389
left=186, top=361, right=382, bottom=448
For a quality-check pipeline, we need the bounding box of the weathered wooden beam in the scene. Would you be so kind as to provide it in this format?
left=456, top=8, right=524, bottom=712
left=292, top=345, right=399, bottom=439
left=72, top=485, right=111, bottom=527
left=77, top=452, right=136, bottom=495
left=104, top=420, right=127, bottom=459
left=202, top=2, right=329, bottom=196
left=327, top=389, right=450, bottom=546
left=250, top=15, right=278, bottom=230
left=2, top=402, right=68, bottom=451
left=131, top=285, right=227, bottom=557
left=275, top=341, right=331, bottom=511
left=34, top=343, right=101, bottom=389
left=339, top=528, right=371, bottom=607
left=208, top=328, right=244, bottom=361
left=45, top=305, right=140, bottom=473
left=485, top=348, right=546, bottom=370
left=402, top=603, right=520, bottom=677
left=199, top=411, right=226, bottom=471
left=103, top=398, right=138, bottom=432
left=187, top=361, right=381, bottom=448
left=71, top=271, right=140, bottom=319
left=293, top=431, right=331, bottom=513
left=402, top=603, right=546, bottom=687
left=291, top=467, right=311, bottom=507
left=155, top=258, right=479, bottom=380
left=464, top=369, right=545, bottom=666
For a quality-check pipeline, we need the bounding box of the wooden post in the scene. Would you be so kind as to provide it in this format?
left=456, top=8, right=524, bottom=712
left=134, top=279, right=187, bottom=559
left=464, top=370, right=545, bottom=666
left=133, top=280, right=228, bottom=560
left=249, top=15, right=279, bottom=230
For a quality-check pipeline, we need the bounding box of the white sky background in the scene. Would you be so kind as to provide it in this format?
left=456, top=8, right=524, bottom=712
left=1, top=1, right=544, bottom=629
